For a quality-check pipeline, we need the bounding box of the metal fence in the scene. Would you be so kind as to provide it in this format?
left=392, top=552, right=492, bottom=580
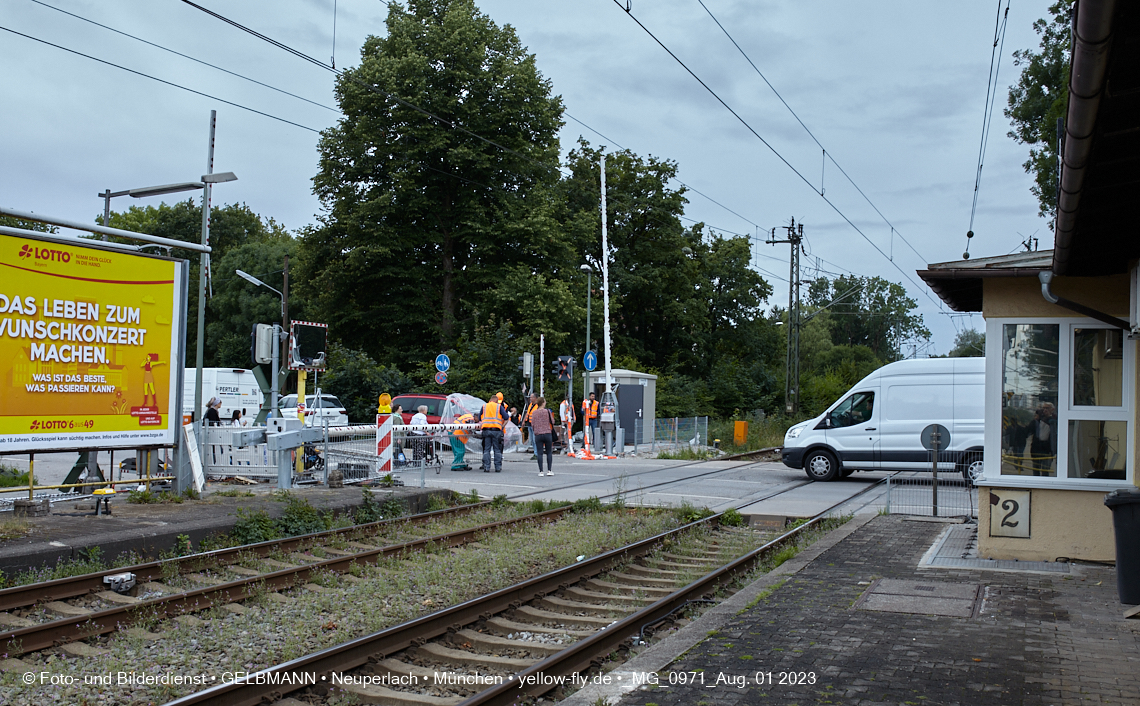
left=886, top=471, right=977, bottom=519
left=648, top=416, right=709, bottom=453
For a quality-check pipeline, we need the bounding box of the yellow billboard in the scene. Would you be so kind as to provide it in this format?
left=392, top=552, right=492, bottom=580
left=0, top=233, right=187, bottom=452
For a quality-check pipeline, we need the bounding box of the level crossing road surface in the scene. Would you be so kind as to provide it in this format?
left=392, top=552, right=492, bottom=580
left=414, top=451, right=892, bottom=516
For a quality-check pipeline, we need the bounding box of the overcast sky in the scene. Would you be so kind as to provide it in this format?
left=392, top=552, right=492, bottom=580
left=0, top=0, right=1054, bottom=354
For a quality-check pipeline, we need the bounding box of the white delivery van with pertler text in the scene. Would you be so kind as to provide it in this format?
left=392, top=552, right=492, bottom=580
left=182, top=368, right=264, bottom=425
left=780, top=357, right=984, bottom=482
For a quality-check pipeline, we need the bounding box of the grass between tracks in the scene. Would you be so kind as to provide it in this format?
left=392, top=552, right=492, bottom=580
left=0, top=501, right=698, bottom=704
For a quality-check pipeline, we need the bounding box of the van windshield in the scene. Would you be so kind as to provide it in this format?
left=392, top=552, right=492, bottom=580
left=830, top=392, right=874, bottom=428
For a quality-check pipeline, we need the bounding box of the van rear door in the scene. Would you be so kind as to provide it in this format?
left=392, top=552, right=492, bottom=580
left=824, top=389, right=879, bottom=469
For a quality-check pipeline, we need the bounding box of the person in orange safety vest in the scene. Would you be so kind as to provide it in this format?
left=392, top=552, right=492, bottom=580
left=449, top=412, right=475, bottom=471
left=478, top=394, right=507, bottom=472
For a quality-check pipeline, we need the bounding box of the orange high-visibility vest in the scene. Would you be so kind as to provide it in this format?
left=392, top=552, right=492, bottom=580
left=481, top=401, right=505, bottom=430
left=581, top=399, right=598, bottom=420
left=454, top=413, right=474, bottom=442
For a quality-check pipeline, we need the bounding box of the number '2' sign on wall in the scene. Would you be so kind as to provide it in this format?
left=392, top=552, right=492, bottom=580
left=989, top=490, right=1031, bottom=538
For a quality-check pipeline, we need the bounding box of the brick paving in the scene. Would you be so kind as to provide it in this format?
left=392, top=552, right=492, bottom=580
left=618, top=515, right=1140, bottom=706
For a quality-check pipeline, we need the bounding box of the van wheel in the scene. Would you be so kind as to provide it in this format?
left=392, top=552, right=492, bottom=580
left=804, top=450, right=839, bottom=482
left=957, top=448, right=984, bottom=486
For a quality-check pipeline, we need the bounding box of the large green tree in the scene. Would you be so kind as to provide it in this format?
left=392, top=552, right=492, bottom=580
left=807, top=275, right=929, bottom=360
left=301, top=0, right=566, bottom=366
left=1006, top=0, right=1073, bottom=220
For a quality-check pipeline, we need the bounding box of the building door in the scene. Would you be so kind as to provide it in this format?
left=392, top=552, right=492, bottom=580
left=617, top=384, right=644, bottom=444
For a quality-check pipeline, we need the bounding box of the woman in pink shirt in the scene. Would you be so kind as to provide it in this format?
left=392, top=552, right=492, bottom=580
left=530, top=396, right=557, bottom=476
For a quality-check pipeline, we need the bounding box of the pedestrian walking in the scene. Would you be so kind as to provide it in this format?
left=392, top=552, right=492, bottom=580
left=559, top=395, right=575, bottom=454
left=530, top=396, right=557, bottom=476
left=204, top=397, right=221, bottom=426
left=477, top=394, right=507, bottom=472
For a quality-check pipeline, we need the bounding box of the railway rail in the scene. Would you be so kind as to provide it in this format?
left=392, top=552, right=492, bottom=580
left=0, top=501, right=567, bottom=654
left=161, top=477, right=887, bottom=706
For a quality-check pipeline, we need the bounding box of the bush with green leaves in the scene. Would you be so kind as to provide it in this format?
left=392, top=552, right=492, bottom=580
left=230, top=509, right=281, bottom=545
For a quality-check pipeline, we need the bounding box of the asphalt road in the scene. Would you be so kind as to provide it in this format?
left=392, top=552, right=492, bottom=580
left=411, top=450, right=894, bottom=517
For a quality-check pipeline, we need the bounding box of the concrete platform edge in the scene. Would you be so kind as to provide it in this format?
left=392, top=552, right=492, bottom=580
left=561, top=512, right=878, bottom=706
left=0, top=488, right=449, bottom=577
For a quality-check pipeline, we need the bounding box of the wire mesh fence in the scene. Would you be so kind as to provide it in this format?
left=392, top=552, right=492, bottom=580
left=887, top=469, right=977, bottom=519
left=646, top=417, right=709, bottom=454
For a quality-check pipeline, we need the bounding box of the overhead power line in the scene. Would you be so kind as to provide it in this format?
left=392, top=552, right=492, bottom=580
left=965, top=0, right=1011, bottom=257
left=565, top=112, right=762, bottom=229
left=29, top=0, right=339, bottom=113
left=612, top=1, right=948, bottom=314
left=0, top=24, right=321, bottom=133
left=694, top=0, right=928, bottom=265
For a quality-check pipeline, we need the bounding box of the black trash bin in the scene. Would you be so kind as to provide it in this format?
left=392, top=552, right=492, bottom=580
left=1104, top=488, right=1140, bottom=605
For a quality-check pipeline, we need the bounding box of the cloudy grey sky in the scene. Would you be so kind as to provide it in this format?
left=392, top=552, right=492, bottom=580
left=0, top=0, right=1054, bottom=353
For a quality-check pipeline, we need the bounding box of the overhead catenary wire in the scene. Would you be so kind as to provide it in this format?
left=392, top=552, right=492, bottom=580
left=28, top=0, right=339, bottom=113
left=965, top=0, right=1011, bottom=257
left=169, top=1, right=806, bottom=294
left=694, top=0, right=928, bottom=265
left=613, top=1, right=948, bottom=316
left=0, top=24, right=321, bottom=133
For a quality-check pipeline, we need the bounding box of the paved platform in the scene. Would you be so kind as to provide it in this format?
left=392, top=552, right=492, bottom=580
left=567, top=514, right=1140, bottom=706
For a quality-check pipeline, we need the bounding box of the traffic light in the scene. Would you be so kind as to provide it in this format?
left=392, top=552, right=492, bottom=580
left=251, top=324, right=273, bottom=364
left=551, top=358, right=562, bottom=380
left=518, top=352, right=533, bottom=378
left=555, top=355, right=573, bottom=382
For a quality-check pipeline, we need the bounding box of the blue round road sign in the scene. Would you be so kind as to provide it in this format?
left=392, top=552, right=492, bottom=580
left=583, top=350, right=597, bottom=371
left=435, top=371, right=448, bottom=385
left=435, top=353, right=451, bottom=372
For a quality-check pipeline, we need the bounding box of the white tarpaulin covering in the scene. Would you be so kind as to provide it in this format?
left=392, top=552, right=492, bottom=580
left=440, top=393, right=521, bottom=450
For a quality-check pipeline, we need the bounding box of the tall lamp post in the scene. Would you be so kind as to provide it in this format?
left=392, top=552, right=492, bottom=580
left=580, top=263, right=593, bottom=405
left=235, top=270, right=285, bottom=417
left=191, top=112, right=238, bottom=479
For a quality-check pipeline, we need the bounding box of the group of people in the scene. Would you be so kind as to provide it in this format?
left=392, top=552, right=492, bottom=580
left=202, top=398, right=251, bottom=427
left=378, top=389, right=606, bottom=477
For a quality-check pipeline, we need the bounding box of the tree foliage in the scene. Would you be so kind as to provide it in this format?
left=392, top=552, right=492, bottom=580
left=301, top=0, right=566, bottom=366
left=949, top=329, right=986, bottom=357
left=1006, top=0, right=1073, bottom=220
left=106, top=200, right=301, bottom=368
left=807, top=275, right=930, bottom=360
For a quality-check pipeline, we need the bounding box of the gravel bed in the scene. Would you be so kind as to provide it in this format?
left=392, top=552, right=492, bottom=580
left=0, top=507, right=683, bottom=705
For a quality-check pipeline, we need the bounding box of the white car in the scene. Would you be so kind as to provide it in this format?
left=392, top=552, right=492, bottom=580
left=278, top=394, right=349, bottom=427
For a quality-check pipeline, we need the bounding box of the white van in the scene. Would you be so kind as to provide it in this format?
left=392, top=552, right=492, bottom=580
left=781, top=357, right=984, bottom=482
left=182, top=368, right=265, bottom=425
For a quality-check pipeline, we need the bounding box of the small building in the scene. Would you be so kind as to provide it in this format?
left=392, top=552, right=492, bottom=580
left=585, top=368, right=657, bottom=443
left=917, top=0, right=1139, bottom=562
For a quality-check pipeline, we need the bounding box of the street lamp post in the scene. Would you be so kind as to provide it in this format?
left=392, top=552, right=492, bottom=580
left=191, top=112, right=239, bottom=487
left=96, top=171, right=233, bottom=492
left=236, top=269, right=285, bottom=417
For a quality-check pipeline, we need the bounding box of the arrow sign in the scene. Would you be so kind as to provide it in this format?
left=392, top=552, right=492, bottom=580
left=583, top=350, right=597, bottom=371
left=435, top=353, right=451, bottom=373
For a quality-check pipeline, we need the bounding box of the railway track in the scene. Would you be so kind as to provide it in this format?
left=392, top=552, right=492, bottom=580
left=0, top=501, right=566, bottom=655
left=159, top=476, right=890, bottom=706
